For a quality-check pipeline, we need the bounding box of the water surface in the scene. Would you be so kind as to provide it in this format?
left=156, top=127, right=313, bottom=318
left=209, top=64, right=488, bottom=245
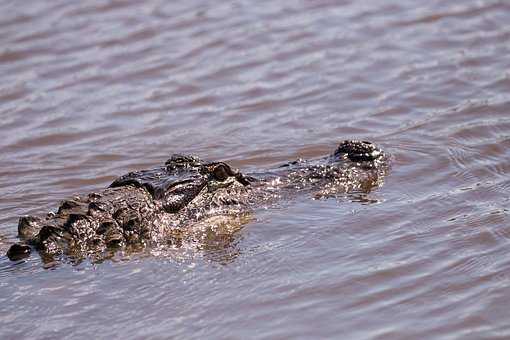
left=1, top=0, right=509, bottom=339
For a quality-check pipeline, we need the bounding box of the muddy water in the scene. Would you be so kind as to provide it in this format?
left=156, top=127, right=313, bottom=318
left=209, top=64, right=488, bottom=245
left=0, top=0, right=509, bottom=338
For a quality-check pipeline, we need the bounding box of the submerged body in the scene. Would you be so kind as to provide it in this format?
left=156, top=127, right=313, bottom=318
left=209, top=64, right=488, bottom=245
left=6, top=140, right=388, bottom=262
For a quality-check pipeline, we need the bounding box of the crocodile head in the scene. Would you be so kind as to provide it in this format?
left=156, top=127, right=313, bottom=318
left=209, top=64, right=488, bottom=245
left=110, top=154, right=252, bottom=215
left=6, top=142, right=389, bottom=264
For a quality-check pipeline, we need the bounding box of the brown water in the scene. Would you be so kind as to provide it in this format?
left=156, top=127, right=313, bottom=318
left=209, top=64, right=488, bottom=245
left=1, top=0, right=509, bottom=338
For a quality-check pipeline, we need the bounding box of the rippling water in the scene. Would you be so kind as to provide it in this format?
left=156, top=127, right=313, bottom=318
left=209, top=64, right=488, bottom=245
left=1, top=0, right=509, bottom=338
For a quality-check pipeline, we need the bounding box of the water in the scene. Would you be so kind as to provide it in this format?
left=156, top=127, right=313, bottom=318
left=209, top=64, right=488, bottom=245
left=1, top=0, right=509, bottom=338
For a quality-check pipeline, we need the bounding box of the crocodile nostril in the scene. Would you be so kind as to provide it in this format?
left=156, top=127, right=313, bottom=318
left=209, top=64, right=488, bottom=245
left=335, top=140, right=382, bottom=162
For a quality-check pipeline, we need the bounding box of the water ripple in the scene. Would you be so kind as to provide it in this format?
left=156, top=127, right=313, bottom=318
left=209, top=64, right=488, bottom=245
left=1, top=0, right=510, bottom=338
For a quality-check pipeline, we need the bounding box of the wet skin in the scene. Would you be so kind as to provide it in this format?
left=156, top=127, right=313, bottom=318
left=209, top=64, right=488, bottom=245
left=6, top=140, right=388, bottom=262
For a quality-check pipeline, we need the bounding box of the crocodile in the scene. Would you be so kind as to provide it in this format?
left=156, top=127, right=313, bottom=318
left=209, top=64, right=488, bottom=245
left=6, top=140, right=388, bottom=263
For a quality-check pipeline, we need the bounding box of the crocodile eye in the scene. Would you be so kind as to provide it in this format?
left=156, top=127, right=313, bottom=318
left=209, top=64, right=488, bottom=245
left=212, top=164, right=230, bottom=181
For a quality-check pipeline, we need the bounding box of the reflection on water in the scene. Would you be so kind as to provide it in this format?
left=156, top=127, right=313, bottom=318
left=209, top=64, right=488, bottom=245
left=1, top=0, right=510, bottom=339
